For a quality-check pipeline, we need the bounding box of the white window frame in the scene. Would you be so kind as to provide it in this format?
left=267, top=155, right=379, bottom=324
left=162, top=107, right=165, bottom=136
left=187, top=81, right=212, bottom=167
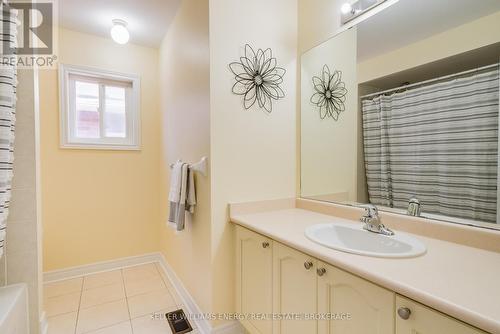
left=59, top=64, right=141, bottom=150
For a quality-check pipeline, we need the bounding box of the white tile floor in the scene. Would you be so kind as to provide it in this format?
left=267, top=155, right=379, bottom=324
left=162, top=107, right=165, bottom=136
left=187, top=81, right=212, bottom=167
left=44, top=263, right=198, bottom=334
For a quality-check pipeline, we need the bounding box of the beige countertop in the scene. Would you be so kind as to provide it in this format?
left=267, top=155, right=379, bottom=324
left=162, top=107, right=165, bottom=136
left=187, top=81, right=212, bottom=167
left=231, top=208, right=500, bottom=334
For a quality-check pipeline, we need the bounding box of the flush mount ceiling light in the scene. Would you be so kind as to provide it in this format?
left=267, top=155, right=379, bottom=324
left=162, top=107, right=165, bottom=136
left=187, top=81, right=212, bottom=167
left=110, top=19, right=130, bottom=44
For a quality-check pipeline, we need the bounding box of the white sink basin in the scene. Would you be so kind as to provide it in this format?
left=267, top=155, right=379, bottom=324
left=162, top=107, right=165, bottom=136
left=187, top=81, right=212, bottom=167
left=305, top=222, right=426, bottom=258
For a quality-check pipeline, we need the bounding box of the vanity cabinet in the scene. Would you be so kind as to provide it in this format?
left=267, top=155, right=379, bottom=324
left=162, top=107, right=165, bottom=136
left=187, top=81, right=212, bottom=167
left=236, top=227, right=273, bottom=334
left=236, top=226, right=487, bottom=334
left=395, top=296, right=486, bottom=334
left=272, top=242, right=395, bottom=334
left=236, top=226, right=395, bottom=334
left=317, top=261, right=394, bottom=334
left=273, top=242, right=318, bottom=334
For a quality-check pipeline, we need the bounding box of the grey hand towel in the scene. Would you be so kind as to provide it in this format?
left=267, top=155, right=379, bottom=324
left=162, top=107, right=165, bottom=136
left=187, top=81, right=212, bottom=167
left=168, top=162, right=188, bottom=231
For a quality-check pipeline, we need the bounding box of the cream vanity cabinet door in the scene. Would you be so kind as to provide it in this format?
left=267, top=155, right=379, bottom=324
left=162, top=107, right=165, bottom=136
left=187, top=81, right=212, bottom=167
left=236, top=226, right=273, bottom=334
left=273, top=243, right=318, bottom=334
left=317, top=261, right=395, bottom=334
left=396, top=296, right=487, bottom=334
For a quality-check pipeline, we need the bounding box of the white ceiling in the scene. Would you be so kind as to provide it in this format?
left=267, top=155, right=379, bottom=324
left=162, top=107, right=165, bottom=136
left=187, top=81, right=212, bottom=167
left=59, top=0, right=181, bottom=48
left=358, top=0, right=500, bottom=61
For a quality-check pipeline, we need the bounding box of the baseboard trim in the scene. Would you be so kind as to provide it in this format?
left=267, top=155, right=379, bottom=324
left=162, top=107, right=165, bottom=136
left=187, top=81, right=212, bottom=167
left=211, top=320, right=245, bottom=334
left=155, top=254, right=244, bottom=334
left=43, top=252, right=244, bottom=334
left=156, top=254, right=212, bottom=334
left=43, top=253, right=161, bottom=283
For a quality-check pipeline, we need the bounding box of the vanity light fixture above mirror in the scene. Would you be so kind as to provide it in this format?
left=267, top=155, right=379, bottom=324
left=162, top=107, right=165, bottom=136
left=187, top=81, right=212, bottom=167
left=341, top=3, right=354, bottom=15
left=341, top=0, right=395, bottom=26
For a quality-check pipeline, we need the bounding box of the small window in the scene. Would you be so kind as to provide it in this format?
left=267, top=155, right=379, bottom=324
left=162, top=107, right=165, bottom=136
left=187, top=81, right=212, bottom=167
left=59, top=64, right=141, bottom=150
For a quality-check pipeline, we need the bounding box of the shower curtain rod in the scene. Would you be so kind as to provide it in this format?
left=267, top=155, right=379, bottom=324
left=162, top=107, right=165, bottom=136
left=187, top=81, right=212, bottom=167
left=360, top=62, right=499, bottom=100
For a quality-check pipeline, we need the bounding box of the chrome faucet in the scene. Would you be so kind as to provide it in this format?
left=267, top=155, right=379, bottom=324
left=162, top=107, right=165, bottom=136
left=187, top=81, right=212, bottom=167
left=407, top=198, right=421, bottom=217
left=360, top=204, right=394, bottom=236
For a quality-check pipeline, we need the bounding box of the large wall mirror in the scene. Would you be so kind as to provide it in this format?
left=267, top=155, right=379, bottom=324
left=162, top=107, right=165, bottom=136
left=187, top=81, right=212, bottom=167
left=300, top=0, right=500, bottom=229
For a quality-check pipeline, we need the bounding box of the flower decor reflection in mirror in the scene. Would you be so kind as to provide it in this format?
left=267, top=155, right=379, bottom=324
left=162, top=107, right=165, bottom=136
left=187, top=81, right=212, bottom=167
left=229, top=44, right=286, bottom=113
left=311, top=65, right=348, bottom=120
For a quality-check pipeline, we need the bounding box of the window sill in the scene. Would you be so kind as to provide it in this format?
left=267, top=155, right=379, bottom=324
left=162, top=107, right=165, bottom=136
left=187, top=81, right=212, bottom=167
left=60, top=142, right=141, bottom=151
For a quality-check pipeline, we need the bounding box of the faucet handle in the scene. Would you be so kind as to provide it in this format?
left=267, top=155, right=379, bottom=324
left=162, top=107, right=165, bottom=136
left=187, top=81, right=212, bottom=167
left=360, top=204, right=378, bottom=217
left=407, top=197, right=421, bottom=217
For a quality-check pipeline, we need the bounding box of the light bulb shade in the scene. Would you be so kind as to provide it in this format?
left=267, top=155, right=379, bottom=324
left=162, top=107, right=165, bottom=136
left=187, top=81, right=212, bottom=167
left=111, top=20, right=129, bottom=44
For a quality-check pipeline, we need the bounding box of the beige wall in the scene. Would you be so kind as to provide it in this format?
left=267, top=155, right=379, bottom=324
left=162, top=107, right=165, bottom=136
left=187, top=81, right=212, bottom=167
left=158, top=0, right=298, bottom=323
left=358, top=11, right=500, bottom=83
left=298, top=0, right=343, bottom=54
left=40, top=28, right=161, bottom=271
left=41, top=2, right=297, bottom=325
left=158, top=0, right=212, bottom=315
left=209, top=0, right=298, bottom=324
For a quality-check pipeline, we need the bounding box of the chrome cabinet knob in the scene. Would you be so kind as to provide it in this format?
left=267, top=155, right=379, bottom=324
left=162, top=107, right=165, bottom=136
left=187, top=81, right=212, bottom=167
left=262, top=242, right=270, bottom=248
left=317, top=268, right=326, bottom=276
left=304, top=261, right=313, bottom=270
left=397, top=307, right=411, bottom=320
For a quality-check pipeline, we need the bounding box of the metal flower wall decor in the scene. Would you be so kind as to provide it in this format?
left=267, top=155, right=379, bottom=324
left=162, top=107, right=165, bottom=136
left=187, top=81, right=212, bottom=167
left=311, top=65, right=348, bottom=120
left=229, top=44, right=286, bottom=113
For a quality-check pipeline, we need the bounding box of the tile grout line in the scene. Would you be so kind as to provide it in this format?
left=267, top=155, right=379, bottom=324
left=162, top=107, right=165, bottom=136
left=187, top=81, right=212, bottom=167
left=79, top=308, right=132, bottom=334
left=45, top=277, right=84, bottom=299
left=155, top=262, right=171, bottom=294
left=121, top=268, right=135, bottom=334
left=45, top=274, right=122, bottom=301
left=77, top=281, right=170, bottom=312
left=78, top=305, right=132, bottom=332
left=45, top=291, right=81, bottom=300
left=76, top=275, right=131, bottom=334
left=81, top=280, right=123, bottom=293
left=79, top=280, right=127, bottom=311
left=46, top=309, right=78, bottom=319
left=155, top=262, right=178, bottom=306
left=153, top=262, right=177, bottom=321
left=126, top=263, right=178, bottom=324
left=74, top=277, right=85, bottom=334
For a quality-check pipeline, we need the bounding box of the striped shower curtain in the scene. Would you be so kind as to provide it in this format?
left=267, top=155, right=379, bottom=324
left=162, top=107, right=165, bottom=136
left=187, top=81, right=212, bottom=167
left=0, top=1, right=17, bottom=257
left=362, top=66, right=499, bottom=223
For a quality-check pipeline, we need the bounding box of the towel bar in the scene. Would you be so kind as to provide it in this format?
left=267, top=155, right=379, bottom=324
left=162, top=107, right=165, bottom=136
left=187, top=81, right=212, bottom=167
left=170, top=157, right=208, bottom=177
